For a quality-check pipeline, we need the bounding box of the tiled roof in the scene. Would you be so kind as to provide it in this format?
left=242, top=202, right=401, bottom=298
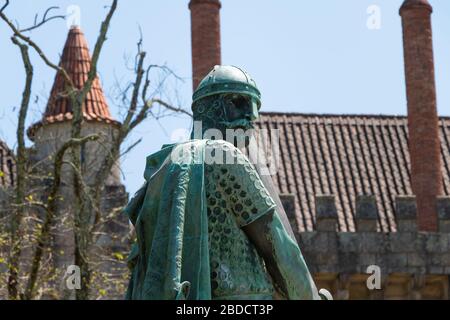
left=0, top=141, right=15, bottom=187
left=28, top=26, right=119, bottom=139
left=255, top=112, right=450, bottom=232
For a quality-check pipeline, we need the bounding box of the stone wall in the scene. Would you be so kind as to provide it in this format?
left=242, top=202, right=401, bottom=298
left=0, top=141, right=16, bottom=188
left=283, top=194, right=450, bottom=299
left=32, top=121, right=121, bottom=187
left=28, top=121, right=130, bottom=299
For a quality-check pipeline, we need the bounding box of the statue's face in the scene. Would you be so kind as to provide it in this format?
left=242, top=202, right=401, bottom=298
left=221, top=94, right=260, bottom=131
left=215, top=93, right=260, bottom=148
left=192, top=92, right=261, bottom=148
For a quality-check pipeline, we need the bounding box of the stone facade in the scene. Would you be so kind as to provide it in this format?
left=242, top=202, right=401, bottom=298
left=282, top=194, right=450, bottom=299
left=0, top=141, right=15, bottom=189
left=27, top=70, right=129, bottom=278
left=31, top=121, right=122, bottom=187
left=0, top=141, right=16, bottom=214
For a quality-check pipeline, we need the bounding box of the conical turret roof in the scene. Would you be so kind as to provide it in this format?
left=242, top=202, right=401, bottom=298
left=29, top=26, right=119, bottom=139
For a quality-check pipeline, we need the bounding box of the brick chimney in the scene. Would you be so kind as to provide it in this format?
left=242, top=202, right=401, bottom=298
left=189, top=0, right=222, bottom=90
left=400, top=0, right=443, bottom=231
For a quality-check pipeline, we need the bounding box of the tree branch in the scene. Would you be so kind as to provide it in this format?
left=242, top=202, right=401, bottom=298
left=122, top=50, right=146, bottom=132
left=70, top=1, right=118, bottom=300
left=78, top=0, right=118, bottom=104
left=120, top=138, right=143, bottom=158
left=24, top=134, right=99, bottom=300
left=152, top=98, right=192, bottom=117
left=0, top=3, right=73, bottom=87
left=7, top=35, right=33, bottom=300
left=129, top=98, right=192, bottom=132
left=0, top=0, right=9, bottom=14
left=20, top=7, right=65, bottom=33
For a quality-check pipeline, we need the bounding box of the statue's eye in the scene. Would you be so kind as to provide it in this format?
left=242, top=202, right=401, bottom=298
left=231, top=97, right=248, bottom=109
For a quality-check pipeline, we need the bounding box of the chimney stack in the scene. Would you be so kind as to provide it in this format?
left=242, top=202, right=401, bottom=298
left=400, top=0, right=443, bottom=231
left=189, top=0, right=222, bottom=90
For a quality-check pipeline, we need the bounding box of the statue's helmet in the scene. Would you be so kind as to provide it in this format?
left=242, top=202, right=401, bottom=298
left=192, top=65, right=261, bottom=108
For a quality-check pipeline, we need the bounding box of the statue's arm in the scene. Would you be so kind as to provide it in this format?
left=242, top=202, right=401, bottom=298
left=242, top=209, right=320, bottom=300
left=212, top=141, right=319, bottom=299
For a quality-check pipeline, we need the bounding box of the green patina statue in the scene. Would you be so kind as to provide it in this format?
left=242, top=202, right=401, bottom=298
left=124, top=65, right=320, bottom=300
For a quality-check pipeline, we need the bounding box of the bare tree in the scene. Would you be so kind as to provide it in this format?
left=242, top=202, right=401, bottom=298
left=0, top=0, right=191, bottom=300
left=7, top=34, right=33, bottom=301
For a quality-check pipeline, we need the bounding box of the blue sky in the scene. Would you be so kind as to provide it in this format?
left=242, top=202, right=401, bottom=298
left=1, top=0, right=449, bottom=194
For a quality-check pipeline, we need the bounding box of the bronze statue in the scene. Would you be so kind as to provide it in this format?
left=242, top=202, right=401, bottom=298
left=125, top=65, right=319, bottom=300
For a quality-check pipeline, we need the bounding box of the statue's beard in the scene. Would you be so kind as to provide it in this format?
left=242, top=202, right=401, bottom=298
left=219, top=118, right=254, bottom=130
left=214, top=119, right=255, bottom=148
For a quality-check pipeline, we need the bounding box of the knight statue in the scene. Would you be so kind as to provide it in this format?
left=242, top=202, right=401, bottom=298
left=124, top=65, right=320, bottom=300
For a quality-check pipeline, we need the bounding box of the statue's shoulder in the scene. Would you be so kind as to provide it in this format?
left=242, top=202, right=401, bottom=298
left=204, top=139, right=254, bottom=167
left=204, top=139, right=236, bottom=150
left=169, top=139, right=237, bottom=152
left=205, top=139, right=246, bottom=158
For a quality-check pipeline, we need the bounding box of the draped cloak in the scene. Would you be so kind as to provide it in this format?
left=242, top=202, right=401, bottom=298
left=125, top=140, right=211, bottom=299
left=124, top=138, right=319, bottom=300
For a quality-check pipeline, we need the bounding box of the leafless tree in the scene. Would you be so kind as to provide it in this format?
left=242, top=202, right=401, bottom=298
left=0, top=0, right=191, bottom=300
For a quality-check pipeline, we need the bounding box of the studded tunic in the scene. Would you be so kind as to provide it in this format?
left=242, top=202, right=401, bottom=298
left=204, top=140, right=277, bottom=299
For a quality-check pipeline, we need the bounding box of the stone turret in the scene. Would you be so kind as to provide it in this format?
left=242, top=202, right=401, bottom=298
left=28, top=26, right=122, bottom=187
left=26, top=26, right=128, bottom=298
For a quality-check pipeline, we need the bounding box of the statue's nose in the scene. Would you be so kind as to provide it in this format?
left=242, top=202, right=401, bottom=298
left=249, top=99, right=259, bottom=121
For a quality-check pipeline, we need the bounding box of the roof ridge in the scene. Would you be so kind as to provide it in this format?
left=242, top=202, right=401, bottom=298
left=259, top=111, right=450, bottom=120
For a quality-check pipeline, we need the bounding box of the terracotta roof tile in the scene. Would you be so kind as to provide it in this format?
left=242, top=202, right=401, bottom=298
left=28, top=26, right=119, bottom=139
left=256, top=112, right=450, bottom=232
